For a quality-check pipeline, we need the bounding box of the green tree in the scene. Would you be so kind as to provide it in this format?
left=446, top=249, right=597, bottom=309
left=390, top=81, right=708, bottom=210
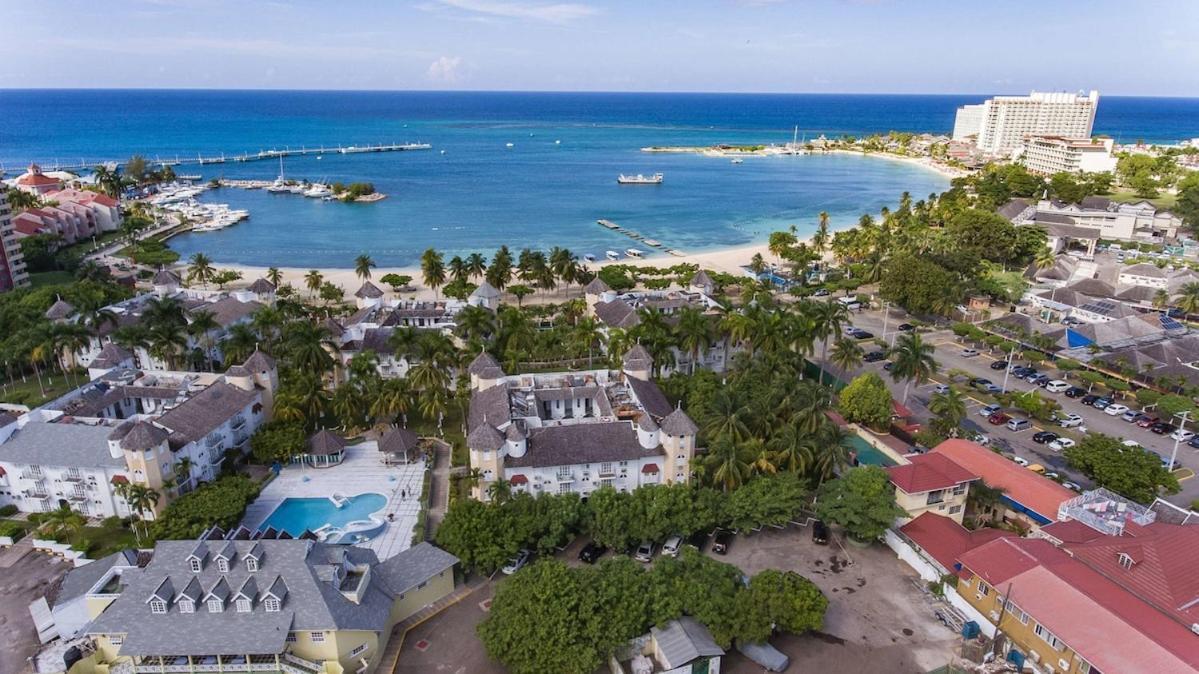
left=187, top=253, right=214, bottom=287
left=838, top=372, right=893, bottom=429
left=890, top=332, right=938, bottom=405
left=736, top=569, right=828, bottom=644
left=379, top=273, right=413, bottom=292
left=1063, top=433, right=1180, bottom=503
left=353, top=254, right=375, bottom=281
left=815, top=466, right=904, bottom=542
left=421, top=248, right=446, bottom=297
left=828, top=337, right=864, bottom=378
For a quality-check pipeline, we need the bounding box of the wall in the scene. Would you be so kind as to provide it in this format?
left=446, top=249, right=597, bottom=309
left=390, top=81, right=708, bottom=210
left=388, top=568, right=454, bottom=624
left=894, top=486, right=969, bottom=523
left=882, top=530, right=996, bottom=638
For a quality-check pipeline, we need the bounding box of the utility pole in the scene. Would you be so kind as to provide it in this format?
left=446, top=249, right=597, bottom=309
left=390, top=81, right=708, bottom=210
left=881, top=301, right=892, bottom=347
left=1168, top=410, right=1191, bottom=476
left=1000, top=344, right=1018, bottom=394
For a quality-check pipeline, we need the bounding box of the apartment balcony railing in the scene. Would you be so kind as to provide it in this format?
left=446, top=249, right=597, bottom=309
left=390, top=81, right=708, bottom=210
left=20, top=469, right=44, bottom=480
left=23, top=486, right=50, bottom=499
left=231, top=416, right=247, bottom=431
left=132, top=654, right=293, bottom=674
left=63, top=471, right=86, bottom=482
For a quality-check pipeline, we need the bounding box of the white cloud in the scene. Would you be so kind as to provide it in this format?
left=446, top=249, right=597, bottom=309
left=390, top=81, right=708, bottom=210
left=427, top=56, right=465, bottom=83
left=435, top=0, right=597, bottom=23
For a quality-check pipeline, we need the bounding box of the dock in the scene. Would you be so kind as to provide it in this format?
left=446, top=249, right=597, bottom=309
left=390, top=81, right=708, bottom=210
left=596, top=219, right=684, bottom=257
left=19, top=143, right=433, bottom=173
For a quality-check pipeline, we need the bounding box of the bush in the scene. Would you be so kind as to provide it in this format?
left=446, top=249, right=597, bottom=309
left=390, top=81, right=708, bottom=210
left=151, top=475, right=261, bottom=540
left=0, top=521, right=26, bottom=541
left=838, top=373, right=894, bottom=430
left=0, top=504, right=18, bottom=517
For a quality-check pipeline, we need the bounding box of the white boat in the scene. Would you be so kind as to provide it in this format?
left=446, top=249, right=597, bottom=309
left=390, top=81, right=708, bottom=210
left=303, top=183, right=333, bottom=198
left=644, top=239, right=662, bottom=247
left=583, top=254, right=597, bottom=263
left=617, top=173, right=663, bottom=185
left=605, top=250, right=620, bottom=261
left=265, top=156, right=290, bottom=192
left=625, top=248, right=644, bottom=258
left=731, top=158, right=744, bottom=164
left=505, top=142, right=515, bottom=148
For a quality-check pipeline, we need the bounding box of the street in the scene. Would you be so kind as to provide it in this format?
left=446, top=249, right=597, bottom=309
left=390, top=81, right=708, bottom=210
left=827, top=303, right=1197, bottom=507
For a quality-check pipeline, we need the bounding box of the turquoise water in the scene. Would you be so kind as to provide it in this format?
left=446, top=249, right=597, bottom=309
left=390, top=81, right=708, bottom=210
left=261, top=493, right=387, bottom=538
left=847, top=434, right=897, bottom=467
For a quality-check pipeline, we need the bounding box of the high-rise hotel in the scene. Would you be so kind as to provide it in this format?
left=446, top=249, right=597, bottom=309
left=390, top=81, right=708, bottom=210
left=953, top=90, right=1099, bottom=156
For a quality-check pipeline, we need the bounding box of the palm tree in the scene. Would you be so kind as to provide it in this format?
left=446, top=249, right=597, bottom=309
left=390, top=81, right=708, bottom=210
left=812, top=300, right=851, bottom=385
left=354, top=254, right=376, bottom=282
left=93, top=164, right=124, bottom=199
left=187, top=253, right=215, bottom=287
left=51, top=322, right=91, bottom=387
left=119, top=483, right=160, bottom=544
left=928, top=387, right=967, bottom=438
left=187, top=309, right=219, bottom=370
left=40, top=505, right=85, bottom=541
left=486, top=479, right=513, bottom=505
left=305, top=270, right=324, bottom=298
left=1177, top=282, right=1199, bottom=317
left=282, top=321, right=338, bottom=375
left=813, top=211, right=831, bottom=253
left=674, top=307, right=713, bottom=374
left=421, top=248, right=446, bottom=298
left=221, top=324, right=260, bottom=365
left=5, top=187, right=40, bottom=210
left=828, top=337, right=864, bottom=378
left=703, top=390, right=750, bottom=443
left=486, top=246, right=514, bottom=290
left=770, top=425, right=813, bottom=474
left=266, top=266, right=283, bottom=288
left=370, top=378, right=412, bottom=426
left=448, top=255, right=469, bottom=285
left=456, top=305, right=496, bottom=345
left=744, top=438, right=778, bottom=476
left=705, top=437, right=752, bottom=492
left=1152, top=289, right=1170, bottom=310
left=173, top=456, right=195, bottom=493
left=148, top=322, right=188, bottom=369
left=571, top=316, right=606, bottom=366
left=465, top=252, right=487, bottom=280
left=889, top=332, right=939, bottom=405
left=1034, top=247, right=1057, bottom=270
left=330, top=385, right=365, bottom=432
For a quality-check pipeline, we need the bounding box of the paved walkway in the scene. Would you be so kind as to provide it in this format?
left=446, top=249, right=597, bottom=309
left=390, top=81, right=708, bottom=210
left=379, top=579, right=487, bottom=673
left=424, top=440, right=451, bottom=538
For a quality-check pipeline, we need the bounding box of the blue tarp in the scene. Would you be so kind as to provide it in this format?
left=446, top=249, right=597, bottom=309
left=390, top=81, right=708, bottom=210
left=1065, top=328, right=1093, bottom=348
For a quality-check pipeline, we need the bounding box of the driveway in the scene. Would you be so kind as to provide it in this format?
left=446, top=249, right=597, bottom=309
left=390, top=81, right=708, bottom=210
left=393, top=582, right=501, bottom=674
left=0, top=543, right=72, bottom=674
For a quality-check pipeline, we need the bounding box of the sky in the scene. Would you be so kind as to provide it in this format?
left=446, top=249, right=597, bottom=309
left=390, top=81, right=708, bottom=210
left=2, top=0, right=1198, bottom=96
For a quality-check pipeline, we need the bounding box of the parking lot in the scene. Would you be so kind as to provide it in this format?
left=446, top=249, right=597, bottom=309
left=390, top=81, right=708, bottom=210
left=0, top=544, right=72, bottom=674
left=836, top=304, right=1198, bottom=505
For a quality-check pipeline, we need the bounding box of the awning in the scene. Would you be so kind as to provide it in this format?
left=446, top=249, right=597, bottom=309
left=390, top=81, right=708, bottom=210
left=111, top=475, right=129, bottom=485
left=641, top=463, right=659, bottom=474
left=509, top=474, right=528, bottom=485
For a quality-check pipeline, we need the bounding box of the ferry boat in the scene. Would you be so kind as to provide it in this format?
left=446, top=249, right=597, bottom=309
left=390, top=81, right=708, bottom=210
left=605, top=250, right=621, bottom=261
left=625, top=248, right=645, bottom=258
left=617, top=173, right=663, bottom=185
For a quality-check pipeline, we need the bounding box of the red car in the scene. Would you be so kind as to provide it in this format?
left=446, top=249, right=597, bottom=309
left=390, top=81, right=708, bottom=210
left=1136, top=415, right=1160, bottom=429
left=988, top=412, right=1011, bottom=425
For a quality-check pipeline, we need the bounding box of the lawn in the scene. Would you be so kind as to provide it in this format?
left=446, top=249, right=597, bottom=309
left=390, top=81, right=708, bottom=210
left=3, top=516, right=138, bottom=559
left=407, top=404, right=470, bottom=467
left=28, top=270, right=75, bottom=288
left=1109, top=188, right=1177, bottom=210
left=0, top=370, right=82, bottom=407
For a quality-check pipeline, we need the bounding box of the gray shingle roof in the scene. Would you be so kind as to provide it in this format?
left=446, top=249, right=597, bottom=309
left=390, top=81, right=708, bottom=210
left=379, top=427, right=419, bottom=455
left=0, top=421, right=125, bottom=469
left=594, top=299, right=640, bottom=328
left=626, top=376, right=672, bottom=418
left=156, top=382, right=256, bottom=447
left=247, top=278, right=276, bottom=294
left=467, top=351, right=501, bottom=375
left=583, top=277, right=611, bottom=294
left=504, top=421, right=662, bottom=468
left=467, top=423, right=505, bottom=451
left=1120, top=263, right=1168, bottom=279
left=471, top=280, right=500, bottom=299
left=652, top=617, right=724, bottom=668
left=307, top=430, right=345, bottom=456
left=91, top=343, right=134, bottom=369
left=660, top=407, right=699, bottom=436
left=243, top=350, right=276, bottom=373
left=374, top=542, right=458, bottom=596
left=119, top=421, right=169, bottom=452
left=622, top=344, right=654, bottom=370
left=355, top=281, right=384, bottom=299
left=505, top=423, right=526, bottom=441
left=690, top=270, right=715, bottom=288
left=195, top=296, right=262, bottom=328
left=467, top=385, right=511, bottom=431
left=1080, top=196, right=1113, bottom=211
left=52, top=550, right=138, bottom=609
left=45, top=298, right=76, bottom=320
left=637, top=414, right=659, bottom=432
left=997, top=198, right=1031, bottom=222
left=153, top=269, right=182, bottom=286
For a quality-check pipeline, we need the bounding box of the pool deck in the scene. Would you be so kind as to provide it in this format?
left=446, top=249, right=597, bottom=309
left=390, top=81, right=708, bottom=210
left=241, top=441, right=427, bottom=561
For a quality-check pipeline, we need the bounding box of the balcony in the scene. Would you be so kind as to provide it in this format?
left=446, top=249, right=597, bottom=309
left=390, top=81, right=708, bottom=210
left=231, top=416, right=247, bottom=431
left=23, top=486, right=49, bottom=499
left=20, top=469, right=44, bottom=480
left=68, top=490, right=88, bottom=502
left=63, top=470, right=86, bottom=482
left=132, top=654, right=287, bottom=674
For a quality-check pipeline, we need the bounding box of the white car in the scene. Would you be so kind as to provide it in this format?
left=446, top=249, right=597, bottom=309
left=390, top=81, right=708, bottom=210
left=1121, top=439, right=1142, bottom=449
left=932, top=383, right=951, bottom=394
left=1104, top=404, right=1130, bottom=417
left=1171, top=429, right=1196, bottom=443
left=1058, top=414, right=1084, bottom=428
left=661, top=535, right=683, bottom=558
left=1045, top=380, right=1069, bottom=393
left=961, top=348, right=980, bottom=358
left=1012, top=456, right=1030, bottom=467
left=1050, top=437, right=1077, bottom=451
left=502, top=549, right=532, bottom=575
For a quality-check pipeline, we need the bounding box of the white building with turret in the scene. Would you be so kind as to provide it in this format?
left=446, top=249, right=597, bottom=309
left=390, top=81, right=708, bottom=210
left=465, top=346, right=699, bottom=501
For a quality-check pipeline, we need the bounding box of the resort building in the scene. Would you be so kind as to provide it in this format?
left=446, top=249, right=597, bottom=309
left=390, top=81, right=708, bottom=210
left=57, top=531, right=459, bottom=674
left=10, top=163, right=66, bottom=196
left=886, top=452, right=979, bottom=524
left=332, top=289, right=468, bottom=380
left=465, top=346, right=699, bottom=501
left=0, top=353, right=277, bottom=519
left=1017, top=135, right=1117, bottom=175
left=1000, top=196, right=1182, bottom=243
left=584, top=274, right=735, bottom=376
left=0, top=190, right=31, bottom=292
left=953, top=91, right=1100, bottom=156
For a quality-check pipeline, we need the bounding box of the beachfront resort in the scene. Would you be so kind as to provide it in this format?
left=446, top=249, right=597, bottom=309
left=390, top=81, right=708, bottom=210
left=4, top=80, right=1199, bottom=674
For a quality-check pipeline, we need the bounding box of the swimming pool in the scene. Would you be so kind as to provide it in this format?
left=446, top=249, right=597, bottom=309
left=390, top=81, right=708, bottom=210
left=846, top=434, right=898, bottom=467
left=261, top=493, right=388, bottom=543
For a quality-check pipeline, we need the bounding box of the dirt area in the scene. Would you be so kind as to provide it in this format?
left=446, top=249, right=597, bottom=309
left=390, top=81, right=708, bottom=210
left=716, top=526, right=960, bottom=673
left=0, top=543, right=72, bottom=674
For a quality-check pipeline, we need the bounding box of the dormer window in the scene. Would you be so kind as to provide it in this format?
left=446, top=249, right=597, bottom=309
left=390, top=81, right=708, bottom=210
left=189, top=558, right=202, bottom=573
left=236, top=598, right=252, bottom=613
left=246, top=558, right=259, bottom=572
left=207, top=598, right=224, bottom=613
left=1118, top=552, right=1134, bottom=570
left=217, top=558, right=230, bottom=573
left=149, top=599, right=167, bottom=614
left=178, top=599, right=194, bottom=614
left=264, top=597, right=281, bottom=613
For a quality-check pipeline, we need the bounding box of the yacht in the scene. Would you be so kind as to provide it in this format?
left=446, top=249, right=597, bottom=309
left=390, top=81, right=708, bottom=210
left=304, top=183, right=333, bottom=198
left=265, top=156, right=290, bottom=193
left=617, top=173, right=663, bottom=185
left=731, top=158, right=744, bottom=164
left=605, top=250, right=621, bottom=261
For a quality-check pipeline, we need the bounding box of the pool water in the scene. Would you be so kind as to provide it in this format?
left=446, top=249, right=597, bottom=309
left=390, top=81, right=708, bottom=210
left=261, top=493, right=387, bottom=539
left=846, top=435, right=898, bottom=467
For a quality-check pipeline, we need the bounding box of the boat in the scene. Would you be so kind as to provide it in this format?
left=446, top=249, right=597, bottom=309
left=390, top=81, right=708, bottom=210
left=731, top=158, right=744, bottom=164
left=555, top=140, right=561, bottom=144
left=606, top=250, right=621, bottom=261
left=643, top=239, right=662, bottom=247
left=583, top=254, right=597, bottom=263
left=265, top=156, right=290, bottom=193
left=303, top=183, right=333, bottom=198
left=625, top=248, right=645, bottom=258
left=505, top=142, right=515, bottom=148
left=617, top=173, right=663, bottom=185
left=597, top=219, right=619, bottom=229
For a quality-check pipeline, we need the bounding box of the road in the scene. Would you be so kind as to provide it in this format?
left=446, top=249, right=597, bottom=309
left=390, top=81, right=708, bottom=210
left=825, top=303, right=1197, bottom=507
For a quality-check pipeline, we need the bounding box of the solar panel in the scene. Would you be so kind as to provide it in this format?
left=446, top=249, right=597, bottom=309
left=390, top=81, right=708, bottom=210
left=1159, top=314, right=1184, bottom=330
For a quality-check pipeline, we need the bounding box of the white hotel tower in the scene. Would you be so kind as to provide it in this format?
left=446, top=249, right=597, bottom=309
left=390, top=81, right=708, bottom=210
left=953, top=90, right=1099, bottom=156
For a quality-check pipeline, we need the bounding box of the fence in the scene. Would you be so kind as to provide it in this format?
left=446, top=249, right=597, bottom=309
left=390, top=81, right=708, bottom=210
left=882, top=529, right=996, bottom=638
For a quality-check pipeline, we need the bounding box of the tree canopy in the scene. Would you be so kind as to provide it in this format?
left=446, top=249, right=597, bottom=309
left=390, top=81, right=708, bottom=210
left=1063, top=433, right=1179, bottom=504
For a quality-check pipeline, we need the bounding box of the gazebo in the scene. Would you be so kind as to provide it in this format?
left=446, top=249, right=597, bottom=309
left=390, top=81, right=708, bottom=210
left=378, top=427, right=420, bottom=465
left=305, top=429, right=346, bottom=467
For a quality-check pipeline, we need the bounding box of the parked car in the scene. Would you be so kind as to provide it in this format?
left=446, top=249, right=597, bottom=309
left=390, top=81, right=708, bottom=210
left=1136, top=415, right=1161, bottom=429
left=578, top=541, right=608, bottom=564
left=1007, top=418, right=1032, bottom=432
left=979, top=403, right=1002, bottom=417
left=864, top=350, right=887, bottom=362
left=983, top=383, right=1003, bottom=394
left=661, top=535, right=683, bottom=558
left=883, top=361, right=894, bottom=371
left=711, top=529, right=734, bottom=555
left=1157, top=454, right=1181, bottom=471
left=1151, top=422, right=1177, bottom=435
left=1062, top=481, right=1082, bottom=492
left=1092, top=397, right=1114, bottom=410
left=972, top=378, right=995, bottom=391
left=1059, top=413, right=1084, bottom=428
left=685, top=530, right=709, bottom=551
left=1064, top=387, right=1087, bottom=398
left=1045, top=380, right=1069, bottom=393
left=1170, top=429, right=1196, bottom=443
left=1121, top=439, right=1142, bottom=449
left=1123, top=410, right=1144, bottom=423
left=1027, top=463, right=1046, bottom=474
left=1050, top=437, right=1077, bottom=451
left=851, top=329, right=874, bottom=340
left=634, top=541, right=657, bottom=562
left=1012, top=456, right=1030, bottom=467
left=812, top=520, right=830, bottom=545
left=1032, top=431, right=1059, bottom=444
left=898, top=323, right=915, bottom=332
left=1027, top=373, right=1050, bottom=385
left=813, top=288, right=831, bottom=297
left=932, top=383, right=951, bottom=394
left=502, top=549, right=532, bottom=575
left=988, top=412, right=1012, bottom=425
left=1190, top=435, right=1199, bottom=449
left=1011, top=366, right=1035, bottom=377
left=1104, top=404, right=1130, bottom=417
left=961, top=348, right=980, bottom=358
left=1080, top=394, right=1100, bottom=406
left=990, top=360, right=1009, bottom=370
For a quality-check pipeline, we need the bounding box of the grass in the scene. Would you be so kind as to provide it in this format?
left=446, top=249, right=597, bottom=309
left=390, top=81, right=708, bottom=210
left=7, top=517, right=139, bottom=559
left=0, top=370, right=83, bottom=407
left=1109, top=188, right=1178, bottom=210
left=407, top=404, right=469, bottom=466
left=28, top=270, right=75, bottom=288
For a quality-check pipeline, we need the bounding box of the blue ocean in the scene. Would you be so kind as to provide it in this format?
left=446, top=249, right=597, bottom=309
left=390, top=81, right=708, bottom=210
left=2, top=90, right=1195, bottom=268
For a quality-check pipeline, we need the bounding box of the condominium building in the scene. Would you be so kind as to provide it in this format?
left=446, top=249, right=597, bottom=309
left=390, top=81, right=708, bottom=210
left=0, top=353, right=277, bottom=519
left=0, top=190, right=30, bottom=292
left=465, top=346, right=699, bottom=501
left=57, top=532, right=458, bottom=674
left=953, top=91, right=1099, bottom=156
left=1019, top=136, right=1117, bottom=175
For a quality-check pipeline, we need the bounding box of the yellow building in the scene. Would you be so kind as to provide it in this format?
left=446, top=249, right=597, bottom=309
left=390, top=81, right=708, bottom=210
left=885, top=452, right=978, bottom=524
left=67, top=536, right=457, bottom=674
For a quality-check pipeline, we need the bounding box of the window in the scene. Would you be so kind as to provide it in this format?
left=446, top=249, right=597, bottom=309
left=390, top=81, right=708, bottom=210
left=1034, top=623, right=1065, bottom=651
left=1004, top=600, right=1028, bottom=625
left=179, top=600, right=194, bottom=614
left=557, top=466, right=571, bottom=480
left=149, top=599, right=167, bottom=614
left=952, top=484, right=967, bottom=495
left=949, top=505, right=962, bottom=515
left=246, top=558, right=259, bottom=572
left=350, top=644, right=368, bottom=657
left=600, top=462, right=614, bottom=475
left=978, top=583, right=990, bottom=597
left=310, top=632, right=325, bottom=644
left=236, top=598, right=252, bottom=613
left=558, top=482, right=571, bottom=494
left=926, top=490, right=945, bottom=506
left=1078, top=659, right=1093, bottom=674
left=286, top=633, right=297, bottom=643
left=417, top=581, right=428, bottom=590
left=1118, top=553, right=1134, bottom=570
left=109, top=635, right=124, bottom=647
left=207, top=598, right=223, bottom=613
left=217, top=558, right=230, bottom=573
left=189, top=558, right=202, bottom=573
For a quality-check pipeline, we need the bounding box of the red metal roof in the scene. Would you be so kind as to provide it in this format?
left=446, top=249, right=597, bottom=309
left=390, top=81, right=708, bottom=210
left=641, top=463, right=659, bottom=474
left=1040, top=519, right=1106, bottom=544
left=887, top=453, right=978, bottom=494
left=899, top=512, right=1014, bottom=571
left=17, top=173, right=60, bottom=187
left=508, top=474, right=527, bottom=485
left=110, top=475, right=129, bottom=484
left=931, top=439, right=1074, bottom=521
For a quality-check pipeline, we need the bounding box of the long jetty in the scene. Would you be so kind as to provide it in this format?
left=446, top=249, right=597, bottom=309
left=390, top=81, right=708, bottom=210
left=10, top=143, right=433, bottom=173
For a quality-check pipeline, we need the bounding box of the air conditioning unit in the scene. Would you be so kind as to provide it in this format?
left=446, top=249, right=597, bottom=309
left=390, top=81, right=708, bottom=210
left=988, top=611, right=1000, bottom=621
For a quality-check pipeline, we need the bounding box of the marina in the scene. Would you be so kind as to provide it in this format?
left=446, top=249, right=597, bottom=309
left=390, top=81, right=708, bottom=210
left=595, top=219, right=676, bottom=257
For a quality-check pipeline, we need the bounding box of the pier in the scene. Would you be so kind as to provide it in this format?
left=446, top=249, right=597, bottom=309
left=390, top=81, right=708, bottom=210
left=14, top=143, right=433, bottom=173
left=595, top=219, right=685, bottom=257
